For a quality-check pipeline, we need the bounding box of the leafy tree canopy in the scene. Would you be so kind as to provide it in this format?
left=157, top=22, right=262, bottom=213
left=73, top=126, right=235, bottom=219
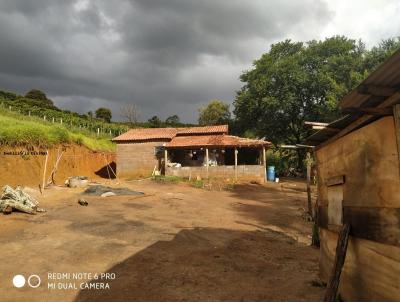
left=0, top=90, right=18, bottom=101
left=24, top=89, right=56, bottom=109
left=233, top=36, right=400, bottom=148
left=165, top=114, right=180, bottom=126
left=148, top=115, right=162, bottom=128
left=198, top=99, right=231, bottom=126
left=95, top=107, right=112, bottom=123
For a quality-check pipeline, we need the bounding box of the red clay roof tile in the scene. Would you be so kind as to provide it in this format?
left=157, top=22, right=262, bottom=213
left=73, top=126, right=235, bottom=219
left=166, top=135, right=271, bottom=148
left=112, top=128, right=177, bottom=141
left=112, top=125, right=228, bottom=142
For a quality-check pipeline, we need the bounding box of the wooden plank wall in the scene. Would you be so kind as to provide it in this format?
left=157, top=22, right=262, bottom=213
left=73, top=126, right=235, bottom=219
left=316, top=116, right=400, bottom=301
left=320, top=229, right=400, bottom=302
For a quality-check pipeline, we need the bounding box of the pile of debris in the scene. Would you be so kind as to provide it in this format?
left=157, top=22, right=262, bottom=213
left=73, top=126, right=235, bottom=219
left=65, top=176, right=89, bottom=188
left=0, top=186, right=45, bottom=215
left=82, top=185, right=144, bottom=197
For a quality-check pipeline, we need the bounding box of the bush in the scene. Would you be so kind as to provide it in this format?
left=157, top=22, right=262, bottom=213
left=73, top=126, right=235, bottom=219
left=266, top=149, right=284, bottom=176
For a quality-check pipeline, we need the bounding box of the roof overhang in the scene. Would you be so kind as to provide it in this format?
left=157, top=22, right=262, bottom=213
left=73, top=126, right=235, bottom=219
left=306, top=49, right=400, bottom=148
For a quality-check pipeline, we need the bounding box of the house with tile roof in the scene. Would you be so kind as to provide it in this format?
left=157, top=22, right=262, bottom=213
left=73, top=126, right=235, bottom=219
left=112, top=125, right=271, bottom=181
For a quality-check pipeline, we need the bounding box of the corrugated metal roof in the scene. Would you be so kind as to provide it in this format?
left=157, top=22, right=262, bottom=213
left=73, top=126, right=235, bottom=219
left=166, top=135, right=271, bottom=148
left=112, top=125, right=229, bottom=142
left=306, top=114, right=359, bottom=145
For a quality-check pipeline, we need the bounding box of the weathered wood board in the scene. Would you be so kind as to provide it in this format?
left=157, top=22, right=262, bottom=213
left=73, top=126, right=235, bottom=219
left=316, top=116, right=400, bottom=301
left=394, top=104, right=400, bottom=164
left=316, top=116, right=400, bottom=208
left=327, top=185, right=343, bottom=226
left=320, top=229, right=400, bottom=302
left=318, top=206, right=400, bottom=246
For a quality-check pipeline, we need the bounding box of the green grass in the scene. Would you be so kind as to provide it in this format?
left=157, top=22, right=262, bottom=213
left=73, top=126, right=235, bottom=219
left=153, top=175, right=187, bottom=183
left=191, top=180, right=204, bottom=188
left=152, top=175, right=208, bottom=188
left=0, top=110, right=115, bottom=151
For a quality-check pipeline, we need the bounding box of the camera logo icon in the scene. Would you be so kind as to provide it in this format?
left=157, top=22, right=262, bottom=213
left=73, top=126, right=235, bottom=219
left=12, top=275, right=25, bottom=288
left=13, top=274, right=41, bottom=288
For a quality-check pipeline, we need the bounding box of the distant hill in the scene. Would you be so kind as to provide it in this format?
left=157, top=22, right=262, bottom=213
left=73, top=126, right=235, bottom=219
left=0, top=108, right=115, bottom=151
left=0, top=88, right=196, bottom=131
left=0, top=88, right=128, bottom=137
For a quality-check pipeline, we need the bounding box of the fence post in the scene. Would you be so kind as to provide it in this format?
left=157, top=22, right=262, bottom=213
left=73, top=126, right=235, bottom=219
left=28, top=111, right=31, bottom=116
left=43, top=115, right=46, bottom=121
left=52, top=117, right=54, bottom=123
left=97, top=128, right=100, bottom=136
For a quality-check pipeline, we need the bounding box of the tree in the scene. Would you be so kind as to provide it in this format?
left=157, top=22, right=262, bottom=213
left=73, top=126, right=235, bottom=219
left=25, top=89, right=55, bottom=108
left=363, top=38, right=400, bottom=71
left=87, top=111, right=93, bottom=119
left=233, top=36, right=368, bottom=168
left=25, top=89, right=47, bottom=101
left=198, top=99, right=231, bottom=125
left=95, top=107, right=112, bottom=123
left=120, top=104, right=140, bottom=126
left=165, top=114, right=180, bottom=126
left=148, top=115, right=162, bottom=128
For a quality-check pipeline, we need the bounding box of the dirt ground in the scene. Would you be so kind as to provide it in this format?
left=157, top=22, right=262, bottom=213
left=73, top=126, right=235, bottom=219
left=0, top=179, right=324, bottom=302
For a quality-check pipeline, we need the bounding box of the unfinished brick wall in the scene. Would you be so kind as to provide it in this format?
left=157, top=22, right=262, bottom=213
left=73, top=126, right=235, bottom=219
left=116, top=141, right=165, bottom=178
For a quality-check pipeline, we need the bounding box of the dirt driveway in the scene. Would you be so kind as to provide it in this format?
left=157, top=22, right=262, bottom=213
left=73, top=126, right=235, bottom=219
left=0, top=179, right=324, bottom=302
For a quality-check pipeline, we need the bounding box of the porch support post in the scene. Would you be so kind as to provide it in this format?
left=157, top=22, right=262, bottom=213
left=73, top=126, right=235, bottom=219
left=205, top=147, right=209, bottom=178
left=164, top=148, right=168, bottom=175
left=262, top=146, right=266, bottom=183
left=306, top=151, right=312, bottom=216
left=234, top=147, right=238, bottom=181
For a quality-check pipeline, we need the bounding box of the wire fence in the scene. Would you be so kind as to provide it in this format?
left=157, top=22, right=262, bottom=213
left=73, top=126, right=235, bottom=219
left=0, top=101, right=129, bottom=138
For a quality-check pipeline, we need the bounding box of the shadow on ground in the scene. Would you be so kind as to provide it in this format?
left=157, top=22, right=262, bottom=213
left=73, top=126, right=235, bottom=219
left=227, top=184, right=312, bottom=239
left=74, top=227, right=323, bottom=302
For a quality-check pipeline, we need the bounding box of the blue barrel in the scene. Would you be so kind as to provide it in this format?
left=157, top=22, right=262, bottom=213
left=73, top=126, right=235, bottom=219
left=267, top=166, right=275, bottom=182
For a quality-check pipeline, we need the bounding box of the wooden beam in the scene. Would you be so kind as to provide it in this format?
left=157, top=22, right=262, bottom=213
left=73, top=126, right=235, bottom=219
left=306, top=152, right=312, bottom=216
left=164, top=149, right=168, bottom=175
left=262, top=146, right=266, bottom=183
left=205, top=148, right=209, bottom=177
left=358, top=84, right=397, bottom=97
left=326, top=175, right=345, bottom=187
left=318, top=205, right=400, bottom=247
left=394, top=104, right=400, bottom=164
left=312, top=125, right=327, bottom=130
left=42, top=150, right=49, bottom=194
left=324, top=223, right=350, bottom=302
left=305, top=121, right=330, bottom=127
left=343, top=107, right=393, bottom=116
left=319, top=92, right=400, bottom=149
left=234, top=147, right=238, bottom=181
left=322, top=127, right=341, bottom=133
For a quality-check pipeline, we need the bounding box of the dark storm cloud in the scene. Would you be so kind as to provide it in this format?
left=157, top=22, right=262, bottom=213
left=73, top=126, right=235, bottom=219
left=0, top=0, right=332, bottom=122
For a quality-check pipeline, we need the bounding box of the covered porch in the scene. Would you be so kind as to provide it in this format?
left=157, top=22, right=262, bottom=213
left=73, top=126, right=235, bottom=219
left=163, top=135, right=271, bottom=182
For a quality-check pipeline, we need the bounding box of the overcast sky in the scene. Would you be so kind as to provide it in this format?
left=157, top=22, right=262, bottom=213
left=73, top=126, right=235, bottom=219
left=0, top=0, right=399, bottom=122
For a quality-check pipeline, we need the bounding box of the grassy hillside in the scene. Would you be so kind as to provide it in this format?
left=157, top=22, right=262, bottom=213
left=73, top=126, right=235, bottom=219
left=0, top=90, right=129, bottom=136
left=0, top=109, right=115, bottom=152
left=0, top=88, right=196, bottom=151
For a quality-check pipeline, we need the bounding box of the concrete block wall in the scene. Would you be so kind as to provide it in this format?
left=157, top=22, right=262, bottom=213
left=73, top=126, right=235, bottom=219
left=116, top=141, right=164, bottom=178
left=166, top=165, right=265, bottom=182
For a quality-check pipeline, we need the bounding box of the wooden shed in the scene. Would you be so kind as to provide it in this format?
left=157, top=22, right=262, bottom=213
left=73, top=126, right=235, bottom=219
left=307, top=50, right=400, bottom=301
